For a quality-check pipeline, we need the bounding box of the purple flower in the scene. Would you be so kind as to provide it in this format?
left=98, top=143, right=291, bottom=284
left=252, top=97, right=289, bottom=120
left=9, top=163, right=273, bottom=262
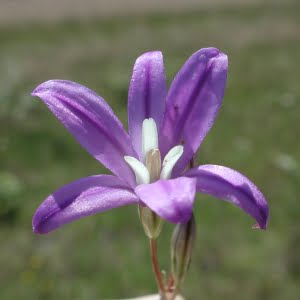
left=32, top=48, right=269, bottom=234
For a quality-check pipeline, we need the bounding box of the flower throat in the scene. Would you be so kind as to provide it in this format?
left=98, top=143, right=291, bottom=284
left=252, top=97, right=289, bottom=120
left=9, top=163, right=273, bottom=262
left=124, top=118, right=184, bottom=185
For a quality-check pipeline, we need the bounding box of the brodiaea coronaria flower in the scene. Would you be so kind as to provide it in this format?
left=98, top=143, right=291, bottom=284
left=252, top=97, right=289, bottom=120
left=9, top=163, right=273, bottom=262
left=32, top=48, right=269, bottom=234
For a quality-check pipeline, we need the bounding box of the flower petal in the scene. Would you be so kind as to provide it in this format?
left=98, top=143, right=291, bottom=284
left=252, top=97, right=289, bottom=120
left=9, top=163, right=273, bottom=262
left=128, top=51, right=167, bottom=160
left=32, top=80, right=136, bottom=186
left=135, top=177, right=196, bottom=224
left=185, top=165, right=269, bottom=229
left=33, top=175, right=138, bottom=234
left=160, top=48, right=228, bottom=175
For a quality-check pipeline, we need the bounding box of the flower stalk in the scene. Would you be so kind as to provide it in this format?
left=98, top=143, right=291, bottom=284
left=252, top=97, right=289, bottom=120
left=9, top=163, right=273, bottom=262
left=149, top=238, right=165, bottom=296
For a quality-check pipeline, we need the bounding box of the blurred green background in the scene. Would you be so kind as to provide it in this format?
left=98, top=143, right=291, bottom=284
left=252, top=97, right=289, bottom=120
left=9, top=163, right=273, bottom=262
left=0, top=0, right=299, bottom=299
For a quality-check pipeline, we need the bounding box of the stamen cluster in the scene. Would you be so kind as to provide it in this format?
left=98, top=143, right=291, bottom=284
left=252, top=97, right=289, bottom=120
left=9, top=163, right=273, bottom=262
left=124, top=118, right=184, bottom=185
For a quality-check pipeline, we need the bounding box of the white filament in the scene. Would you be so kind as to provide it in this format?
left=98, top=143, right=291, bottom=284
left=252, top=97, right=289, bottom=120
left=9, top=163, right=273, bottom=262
left=160, top=145, right=184, bottom=180
left=124, top=156, right=150, bottom=185
left=142, top=118, right=158, bottom=162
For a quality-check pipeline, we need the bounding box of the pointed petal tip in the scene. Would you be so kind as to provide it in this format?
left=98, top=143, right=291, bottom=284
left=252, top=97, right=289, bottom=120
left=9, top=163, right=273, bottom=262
left=255, top=201, right=269, bottom=230
left=31, top=175, right=139, bottom=234
left=32, top=209, right=51, bottom=234
left=252, top=208, right=269, bottom=230
left=252, top=223, right=267, bottom=230
left=196, top=47, right=220, bottom=56
left=32, top=211, right=41, bottom=234
left=32, top=225, right=43, bottom=235
left=31, top=79, right=59, bottom=97
left=32, top=224, right=54, bottom=235
left=134, top=51, right=164, bottom=70
left=185, top=165, right=269, bottom=230
left=193, top=47, right=228, bottom=69
left=32, top=224, right=39, bottom=234
left=31, top=84, right=43, bottom=96
left=192, top=47, right=219, bottom=59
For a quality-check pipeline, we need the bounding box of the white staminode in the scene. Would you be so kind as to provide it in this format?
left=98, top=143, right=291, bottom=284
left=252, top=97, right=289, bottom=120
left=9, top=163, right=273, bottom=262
left=142, top=118, right=158, bottom=162
left=160, top=145, right=184, bottom=180
left=124, top=156, right=150, bottom=185
left=124, top=118, right=184, bottom=185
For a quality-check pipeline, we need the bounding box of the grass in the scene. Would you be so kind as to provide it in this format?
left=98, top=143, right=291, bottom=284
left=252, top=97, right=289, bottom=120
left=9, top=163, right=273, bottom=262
left=0, top=1, right=300, bottom=299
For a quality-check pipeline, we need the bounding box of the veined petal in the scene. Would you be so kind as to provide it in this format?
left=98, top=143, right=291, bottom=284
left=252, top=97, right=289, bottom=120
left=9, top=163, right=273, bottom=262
left=185, top=165, right=269, bottom=229
left=33, top=175, right=138, bottom=234
left=128, top=51, right=167, bottom=160
left=135, top=177, right=196, bottom=224
left=32, top=80, right=136, bottom=186
left=160, top=48, right=228, bottom=175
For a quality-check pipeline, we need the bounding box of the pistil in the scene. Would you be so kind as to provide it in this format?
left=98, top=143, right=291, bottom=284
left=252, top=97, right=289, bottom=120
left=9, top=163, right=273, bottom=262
left=138, top=148, right=164, bottom=239
left=146, top=149, right=162, bottom=182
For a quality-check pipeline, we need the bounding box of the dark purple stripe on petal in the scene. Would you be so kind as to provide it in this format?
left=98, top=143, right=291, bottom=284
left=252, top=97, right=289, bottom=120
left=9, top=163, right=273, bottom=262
left=56, top=95, right=126, bottom=158
left=32, top=80, right=136, bottom=186
left=33, top=175, right=138, bottom=234
left=128, top=52, right=167, bottom=159
left=185, top=165, right=269, bottom=229
left=135, top=177, right=196, bottom=224
left=160, top=48, right=228, bottom=175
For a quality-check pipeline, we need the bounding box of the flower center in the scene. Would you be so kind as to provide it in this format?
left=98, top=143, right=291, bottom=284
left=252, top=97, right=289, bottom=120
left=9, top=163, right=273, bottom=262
left=124, top=118, right=184, bottom=185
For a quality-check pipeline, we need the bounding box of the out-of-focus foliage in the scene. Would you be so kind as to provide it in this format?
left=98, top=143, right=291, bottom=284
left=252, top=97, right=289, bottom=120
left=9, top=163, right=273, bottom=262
left=0, top=1, right=299, bottom=299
